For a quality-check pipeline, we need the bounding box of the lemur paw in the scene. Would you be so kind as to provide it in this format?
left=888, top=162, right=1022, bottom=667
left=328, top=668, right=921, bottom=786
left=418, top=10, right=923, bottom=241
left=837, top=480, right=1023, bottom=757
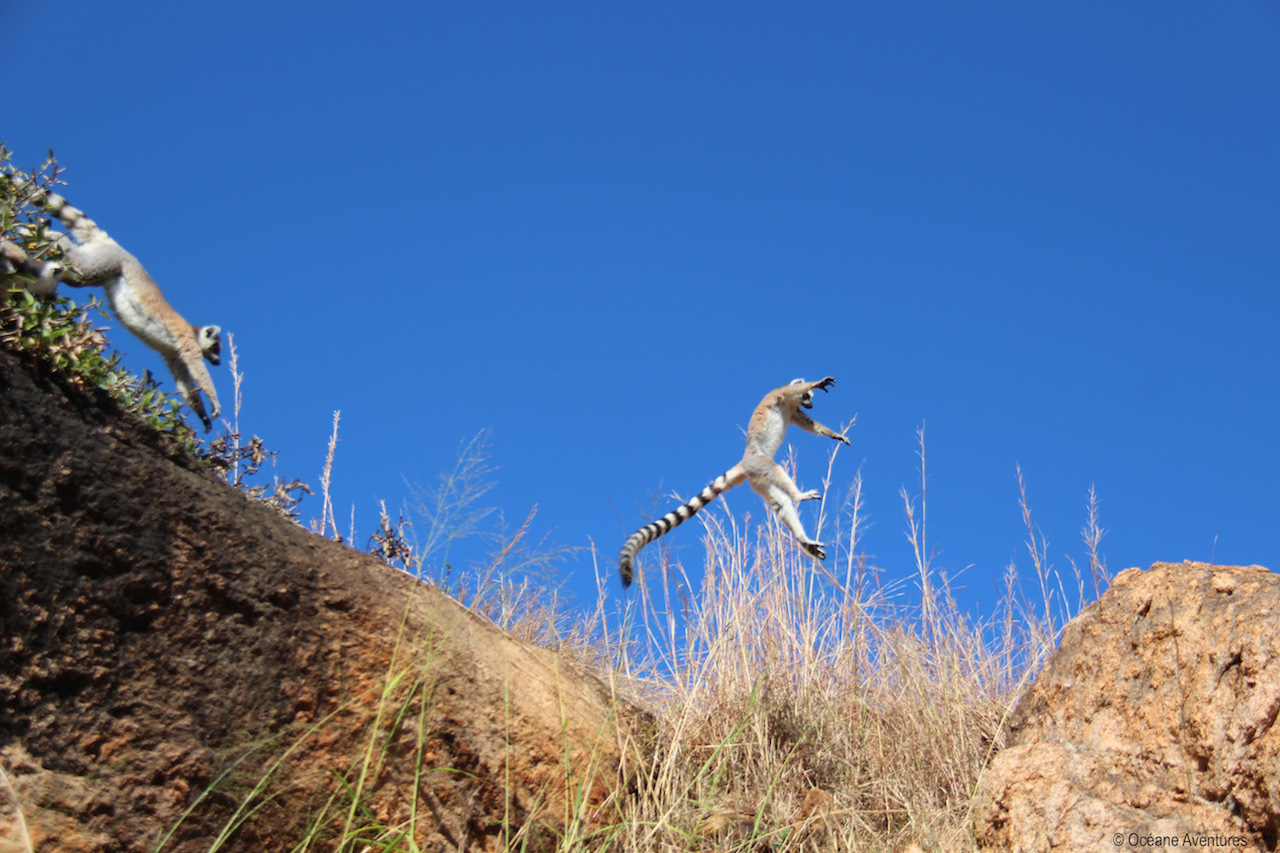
left=814, top=376, right=836, bottom=392
left=188, top=392, right=213, bottom=433
left=799, top=489, right=821, bottom=502
left=802, top=541, right=826, bottom=561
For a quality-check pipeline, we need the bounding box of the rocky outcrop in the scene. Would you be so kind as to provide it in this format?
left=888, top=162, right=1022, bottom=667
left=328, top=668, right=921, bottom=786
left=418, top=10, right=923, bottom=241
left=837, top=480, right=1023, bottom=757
left=975, top=561, right=1279, bottom=852
left=0, top=348, right=635, bottom=851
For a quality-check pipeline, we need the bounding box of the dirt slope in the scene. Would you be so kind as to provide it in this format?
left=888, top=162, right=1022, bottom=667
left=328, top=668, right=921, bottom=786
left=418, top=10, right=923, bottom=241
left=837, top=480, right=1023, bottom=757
left=0, top=348, right=633, bottom=852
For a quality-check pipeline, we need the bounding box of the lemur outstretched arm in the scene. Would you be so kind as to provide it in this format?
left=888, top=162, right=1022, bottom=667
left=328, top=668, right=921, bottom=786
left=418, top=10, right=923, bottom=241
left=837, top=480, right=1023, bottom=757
left=790, top=409, right=850, bottom=444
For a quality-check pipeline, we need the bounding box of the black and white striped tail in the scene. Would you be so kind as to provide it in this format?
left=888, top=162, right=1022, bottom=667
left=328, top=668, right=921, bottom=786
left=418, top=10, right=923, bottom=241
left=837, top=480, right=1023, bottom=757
left=0, top=177, right=98, bottom=239
left=619, top=466, right=742, bottom=587
left=38, top=192, right=97, bottom=237
left=14, top=184, right=99, bottom=239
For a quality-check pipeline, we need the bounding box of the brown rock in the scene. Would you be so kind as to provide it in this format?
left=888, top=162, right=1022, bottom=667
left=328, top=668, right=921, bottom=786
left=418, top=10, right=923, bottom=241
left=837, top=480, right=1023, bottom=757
left=791, top=786, right=837, bottom=846
left=0, top=348, right=637, bottom=851
left=975, top=561, right=1279, bottom=851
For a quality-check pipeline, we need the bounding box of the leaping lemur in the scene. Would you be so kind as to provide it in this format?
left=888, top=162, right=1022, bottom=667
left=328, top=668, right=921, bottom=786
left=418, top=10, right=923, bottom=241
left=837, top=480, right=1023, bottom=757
left=618, top=377, right=850, bottom=587
left=1, top=181, right=222, bottom=430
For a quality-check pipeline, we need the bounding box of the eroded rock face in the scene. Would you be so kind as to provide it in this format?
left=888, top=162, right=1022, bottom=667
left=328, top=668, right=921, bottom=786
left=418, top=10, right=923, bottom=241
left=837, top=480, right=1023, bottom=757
left=975, top=561, right=1280, bottom=852
left=0, top=349, right=633, bottom=851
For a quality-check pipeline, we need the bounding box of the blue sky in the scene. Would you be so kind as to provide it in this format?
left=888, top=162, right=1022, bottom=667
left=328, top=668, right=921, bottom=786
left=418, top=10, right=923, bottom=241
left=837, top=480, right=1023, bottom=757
left=5, top=2, right=1278, bottom=622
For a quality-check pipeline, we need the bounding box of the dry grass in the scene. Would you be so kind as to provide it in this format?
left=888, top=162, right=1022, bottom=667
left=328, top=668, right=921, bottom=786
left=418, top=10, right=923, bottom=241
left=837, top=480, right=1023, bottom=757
left=294, top=421, right=1099, bottom=851
left=573, top=434, right=1099, bottom=851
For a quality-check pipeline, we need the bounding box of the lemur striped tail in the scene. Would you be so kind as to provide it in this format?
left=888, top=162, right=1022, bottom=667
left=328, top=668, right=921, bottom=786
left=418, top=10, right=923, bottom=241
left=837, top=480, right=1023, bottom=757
left=0, top=176, right=100, bottom=241
left=619, top=463, right=746, bottom=587
left=30, top=190, right=99, bottom=240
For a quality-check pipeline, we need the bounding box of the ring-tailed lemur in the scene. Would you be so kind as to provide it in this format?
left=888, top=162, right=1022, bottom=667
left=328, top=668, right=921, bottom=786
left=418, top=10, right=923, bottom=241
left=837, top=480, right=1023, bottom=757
left=1, top=183, right=222, bottom=431
left=618, top=377, right=850, bottom=587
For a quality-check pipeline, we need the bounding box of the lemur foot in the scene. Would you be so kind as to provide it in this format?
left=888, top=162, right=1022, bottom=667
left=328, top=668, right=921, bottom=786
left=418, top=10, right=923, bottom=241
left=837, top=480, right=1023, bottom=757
left=801, top=541, right=826, bottom=561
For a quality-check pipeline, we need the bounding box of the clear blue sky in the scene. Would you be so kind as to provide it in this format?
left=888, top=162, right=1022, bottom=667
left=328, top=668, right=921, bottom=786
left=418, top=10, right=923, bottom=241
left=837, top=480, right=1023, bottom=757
left=5, top=2, right=1278, bottom=621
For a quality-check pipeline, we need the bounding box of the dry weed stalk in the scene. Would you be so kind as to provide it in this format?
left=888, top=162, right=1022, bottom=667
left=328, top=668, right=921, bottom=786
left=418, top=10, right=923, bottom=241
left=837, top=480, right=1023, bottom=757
left=596, top=436, right=1097, bottom=851
left=203, top=335, right=310, bottom=519
left=314, top=410, right=341, bottom=540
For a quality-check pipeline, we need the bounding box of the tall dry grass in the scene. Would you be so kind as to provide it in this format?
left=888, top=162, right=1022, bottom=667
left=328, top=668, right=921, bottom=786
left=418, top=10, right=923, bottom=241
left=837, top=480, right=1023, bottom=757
left=201, top=419, right=1101, bottom=851
left=582, top=434, right=1101, bottom=851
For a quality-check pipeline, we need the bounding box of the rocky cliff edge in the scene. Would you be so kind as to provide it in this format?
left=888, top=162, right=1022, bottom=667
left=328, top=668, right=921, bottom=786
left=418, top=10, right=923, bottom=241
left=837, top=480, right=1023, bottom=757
left=0, top=348, right=636, bottom=851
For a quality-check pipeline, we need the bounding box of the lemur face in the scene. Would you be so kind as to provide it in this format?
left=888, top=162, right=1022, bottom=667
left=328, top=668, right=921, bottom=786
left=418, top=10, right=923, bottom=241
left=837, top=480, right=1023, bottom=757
left=198, top=325, right=222, bottom=366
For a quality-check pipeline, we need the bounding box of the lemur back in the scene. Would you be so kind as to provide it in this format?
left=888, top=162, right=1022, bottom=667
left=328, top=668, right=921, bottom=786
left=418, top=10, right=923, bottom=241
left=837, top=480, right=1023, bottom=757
left=2, top=181, right=223, bottom=431
left=618, top=377, right=850, bottom=587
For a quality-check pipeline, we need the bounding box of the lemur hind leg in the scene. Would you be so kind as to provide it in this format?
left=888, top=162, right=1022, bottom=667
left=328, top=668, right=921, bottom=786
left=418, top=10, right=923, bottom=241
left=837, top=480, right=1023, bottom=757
left=746, top=458, right=826, bottom=560
left=766, top=489, right=826, bottom=561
